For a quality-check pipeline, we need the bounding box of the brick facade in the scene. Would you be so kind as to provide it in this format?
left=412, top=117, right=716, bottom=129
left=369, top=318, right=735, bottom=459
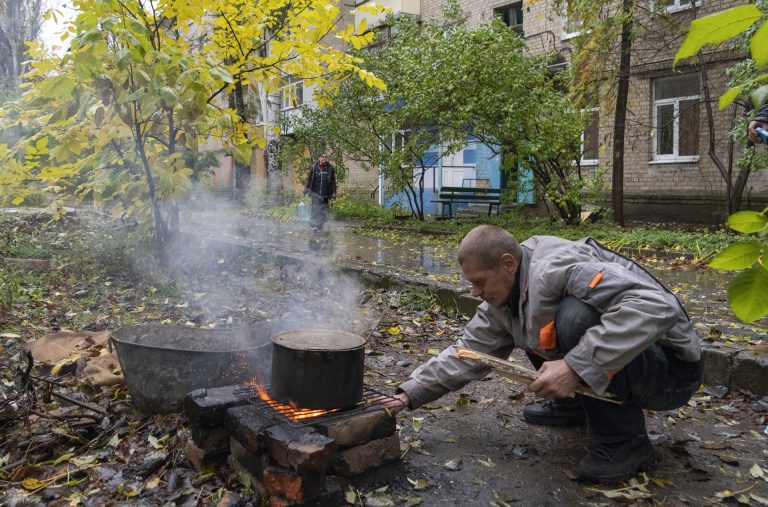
left=335, top=0, right=768, bottom=221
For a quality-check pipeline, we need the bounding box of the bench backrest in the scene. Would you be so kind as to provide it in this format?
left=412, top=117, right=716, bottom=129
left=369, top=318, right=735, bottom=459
left=438, top=186, right=501, bottom=201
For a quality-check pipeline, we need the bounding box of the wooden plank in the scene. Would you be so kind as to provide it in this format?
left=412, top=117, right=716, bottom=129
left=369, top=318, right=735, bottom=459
left=455, top=347, right=622, bottom=404
left=439, top=196, right=500, bottom=202
left=440, top=188, right=501, bottom=195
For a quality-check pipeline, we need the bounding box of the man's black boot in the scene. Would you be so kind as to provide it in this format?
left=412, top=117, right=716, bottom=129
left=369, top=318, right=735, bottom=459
left=522, top=397, right=585, bottom=427
left=577, top=436, right=655, bottom=483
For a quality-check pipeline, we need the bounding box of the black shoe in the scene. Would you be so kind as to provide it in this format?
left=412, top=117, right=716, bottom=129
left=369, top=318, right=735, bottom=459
left=577, top=436, right=655, bottom=483
left=523, top=398, right=585, bottom=427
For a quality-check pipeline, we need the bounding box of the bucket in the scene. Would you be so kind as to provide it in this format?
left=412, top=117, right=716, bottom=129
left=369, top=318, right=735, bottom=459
left=109, top=323, right=276, bottom=414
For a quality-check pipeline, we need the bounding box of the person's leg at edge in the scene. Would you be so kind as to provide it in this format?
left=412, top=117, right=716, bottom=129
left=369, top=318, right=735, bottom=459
left=521, top=297, right=602, bottom=427
left=554, top=296, right=654, bottom=483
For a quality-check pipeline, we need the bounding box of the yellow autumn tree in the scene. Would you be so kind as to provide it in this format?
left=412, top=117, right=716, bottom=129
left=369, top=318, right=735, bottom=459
left=0, top=0, right=382, bottom=258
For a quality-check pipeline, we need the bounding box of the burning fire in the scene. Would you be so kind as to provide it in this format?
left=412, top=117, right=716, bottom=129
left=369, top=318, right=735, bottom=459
left=245, top=379, right=340, bottom=421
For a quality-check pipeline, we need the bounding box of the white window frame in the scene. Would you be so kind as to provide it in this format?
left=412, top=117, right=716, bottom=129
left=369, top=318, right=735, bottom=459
left=651, top=0, right=695, bottom=14
left=280, top=76, right=304, bottom=111
left=652, top=79, right=699, bottom=163
left=560, top=13, right=581, bottom=40
left=580, top=108, right=599, bottom=166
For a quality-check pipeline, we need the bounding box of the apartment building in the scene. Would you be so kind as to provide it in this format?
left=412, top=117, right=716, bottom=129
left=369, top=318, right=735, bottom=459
left=239, top=0, right=767, bottom=222
left=345, top=0, right=768, bottom=221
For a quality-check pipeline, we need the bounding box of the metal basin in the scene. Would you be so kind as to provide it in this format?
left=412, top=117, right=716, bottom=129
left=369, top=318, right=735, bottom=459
left=109, top=323, right=275, bottom=414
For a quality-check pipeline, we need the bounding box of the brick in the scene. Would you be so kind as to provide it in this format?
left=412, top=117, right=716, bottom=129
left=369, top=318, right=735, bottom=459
left=317, top=409, right=395, bottom=449
left=185, top=386, right=251, bottom=429
left=230, top=437, right=270, bottom=480
left=333, top=434, right=400, bottom=477
left=227, top=454, right=267, bottom=497
left=263, top=424, right=337, bottom=474
left=191, top=427, right=229, bottom=451
left=226, top=404, right=278, bottom=453
left=263, top=464, right=325, bottom=504
left=183, top=438, right=228, bottom=471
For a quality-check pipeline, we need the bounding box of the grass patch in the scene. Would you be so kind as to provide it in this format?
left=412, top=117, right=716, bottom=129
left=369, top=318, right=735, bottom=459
left=352, top=208, right=734, bottom=260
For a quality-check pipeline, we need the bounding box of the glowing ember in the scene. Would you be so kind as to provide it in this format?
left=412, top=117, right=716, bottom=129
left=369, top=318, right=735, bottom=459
left=245, top=379, right=340, bottom=421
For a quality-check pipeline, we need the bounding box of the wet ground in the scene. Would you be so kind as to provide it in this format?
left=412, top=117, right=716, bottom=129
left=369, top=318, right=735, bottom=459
left=3, top=207, right=764, bottom=506
left=354, top=338, right=768, bottom=506
left=182, top=209, right=763, bottom=345
left=177, top=208, right=768, bottom=505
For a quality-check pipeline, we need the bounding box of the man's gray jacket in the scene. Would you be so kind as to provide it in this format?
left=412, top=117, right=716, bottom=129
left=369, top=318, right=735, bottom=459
left=398, top=236, right=702, bottom=409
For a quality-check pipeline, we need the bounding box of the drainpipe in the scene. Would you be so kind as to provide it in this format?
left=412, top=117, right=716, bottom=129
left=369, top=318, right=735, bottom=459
left=378, top=139, right=386, bottom=207
left=436, top=143, right=443, bottom=190
left=378, top=164, right=385, bottom=206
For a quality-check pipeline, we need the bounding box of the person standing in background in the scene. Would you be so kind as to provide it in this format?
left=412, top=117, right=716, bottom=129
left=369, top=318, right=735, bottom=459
left=304, top=153, right=336, bottom=234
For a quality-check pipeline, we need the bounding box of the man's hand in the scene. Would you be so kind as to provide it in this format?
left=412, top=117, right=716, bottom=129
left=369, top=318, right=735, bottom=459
left=384, top=392, right=409, bottom=414
left=527, top=359, right=580, bottom=400
left=748, top=120, right=767, bottom=144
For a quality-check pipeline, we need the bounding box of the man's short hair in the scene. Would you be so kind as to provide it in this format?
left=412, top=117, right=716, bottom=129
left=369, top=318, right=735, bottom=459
left=457, top=225, right=522, bottom=269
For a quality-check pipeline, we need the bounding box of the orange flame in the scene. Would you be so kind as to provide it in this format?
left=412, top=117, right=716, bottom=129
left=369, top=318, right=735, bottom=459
left=245, top=379, right=340, bottom=421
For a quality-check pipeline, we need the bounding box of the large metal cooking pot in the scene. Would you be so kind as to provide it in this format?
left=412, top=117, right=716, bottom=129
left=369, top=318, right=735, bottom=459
left=109, top=323, right=275, bottom=414
left=271, top=328, right=365, bottom=409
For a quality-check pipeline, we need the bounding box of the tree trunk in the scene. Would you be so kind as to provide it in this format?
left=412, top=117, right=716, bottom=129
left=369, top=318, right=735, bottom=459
left=167, top=110, right=180, bottom=235
left=611, top=0, right=633, bottom=227
left=232, top=80, right=250, bottom=198
left=264, top=91, right=284, bottom=207
left=135, top=131, right=169, bottom=262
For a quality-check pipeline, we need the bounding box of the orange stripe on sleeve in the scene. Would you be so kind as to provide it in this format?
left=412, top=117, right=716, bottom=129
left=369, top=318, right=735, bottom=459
left=588, top=272, right=604, bottom=289
left=539, top=321, right=557, bottom=350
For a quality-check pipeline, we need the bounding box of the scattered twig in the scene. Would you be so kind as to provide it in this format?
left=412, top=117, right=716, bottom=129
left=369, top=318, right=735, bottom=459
left=29, top=409, right=100, bottom=423
left=49, top=391, right=108, bottom=416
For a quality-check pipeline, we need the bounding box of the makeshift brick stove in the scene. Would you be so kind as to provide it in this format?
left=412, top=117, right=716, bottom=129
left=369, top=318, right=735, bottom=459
left=183, top=384, right=401, bottom=505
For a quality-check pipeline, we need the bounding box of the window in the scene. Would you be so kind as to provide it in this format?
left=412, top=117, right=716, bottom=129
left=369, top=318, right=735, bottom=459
left=462, top=136, right=477, bottom=165
left=494, top=3, right=523, bottom=34
left=422, top=150, right=439, bottom=167
left=280, top=76, right=304, bottom=110
left=581, top=108, right=599, bottom=164
left=393, top=130, right=410, bottom=150
left=653, top=0, right=693, bottom=14
left=561, top=11, right=582, bottom=40
left=652, top=74, right=700, bottom=161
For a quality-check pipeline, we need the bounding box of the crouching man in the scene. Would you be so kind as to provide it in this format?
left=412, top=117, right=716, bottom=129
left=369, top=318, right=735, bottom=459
left=390, top=225, right=703, bottom=483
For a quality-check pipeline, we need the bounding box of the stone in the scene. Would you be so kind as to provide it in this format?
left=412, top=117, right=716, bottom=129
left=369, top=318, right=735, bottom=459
left=702, top=344, right=736, bottom=388
left=333, top=434, right=401, bottom=476
left=316, top=409, right=396, bottom=449
left=215, top=490, right=241, bottom=507
left=732, top=350, right=768, bottom=396
left=263, top=424, right=337, bottom=474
